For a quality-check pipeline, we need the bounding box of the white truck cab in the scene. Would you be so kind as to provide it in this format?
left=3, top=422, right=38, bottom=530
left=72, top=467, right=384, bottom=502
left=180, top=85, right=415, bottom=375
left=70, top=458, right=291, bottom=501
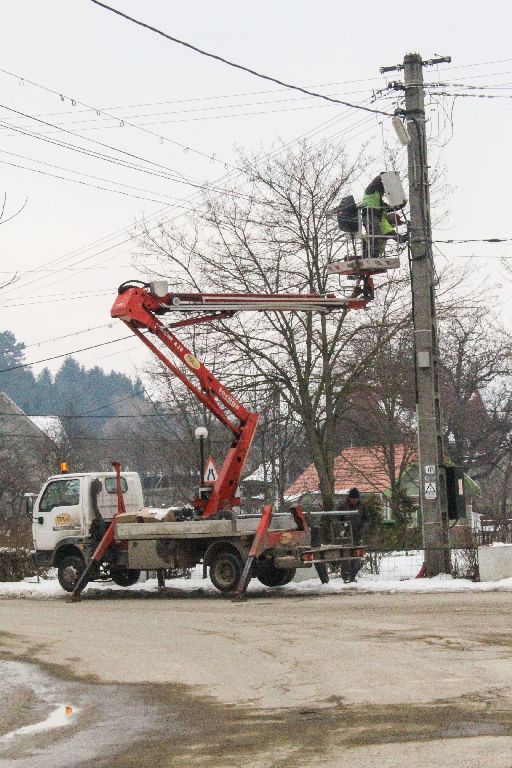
left=32, top=471, right=144, bottom=589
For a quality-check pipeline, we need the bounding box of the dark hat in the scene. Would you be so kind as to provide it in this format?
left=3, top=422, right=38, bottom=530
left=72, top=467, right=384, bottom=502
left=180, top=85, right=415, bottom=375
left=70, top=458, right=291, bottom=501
left=348, top=487, right=360, bottom=499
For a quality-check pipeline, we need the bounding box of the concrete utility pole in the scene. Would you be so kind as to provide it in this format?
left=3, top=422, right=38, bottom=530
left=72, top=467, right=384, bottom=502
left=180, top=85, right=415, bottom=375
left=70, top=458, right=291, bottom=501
left=383, top=52, right=451, bottom=575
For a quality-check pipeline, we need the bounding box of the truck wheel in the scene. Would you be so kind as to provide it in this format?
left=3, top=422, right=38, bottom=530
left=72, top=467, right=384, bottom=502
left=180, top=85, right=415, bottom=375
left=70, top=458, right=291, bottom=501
left=111, top=569, right=141, bottom=587
left=57, top=555, right=86, bottom=593
left=209, top=550, right=243, bottom=593
left=257, top=563, right=296, bottom=587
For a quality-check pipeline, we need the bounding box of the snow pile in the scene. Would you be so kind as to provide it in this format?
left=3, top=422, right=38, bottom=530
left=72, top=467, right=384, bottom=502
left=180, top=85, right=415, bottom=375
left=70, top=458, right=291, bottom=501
left=0, top=578, right=65, bottom=600
left=287, top=574, right=512, bottom=595
left=4, top=564, right=512, bottom=600
left=2, top=552, right=512, bottom=599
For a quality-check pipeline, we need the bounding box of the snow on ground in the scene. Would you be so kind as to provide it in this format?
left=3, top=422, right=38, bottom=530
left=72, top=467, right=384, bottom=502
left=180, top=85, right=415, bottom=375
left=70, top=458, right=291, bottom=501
left=2, top=552, right=512, bottom=600
left=1, top=705, right=76, bottom=741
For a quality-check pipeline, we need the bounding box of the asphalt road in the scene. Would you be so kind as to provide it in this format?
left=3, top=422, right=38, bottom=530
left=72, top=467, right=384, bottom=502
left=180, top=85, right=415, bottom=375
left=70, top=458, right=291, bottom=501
left=2, top=590, right=512, bottom=767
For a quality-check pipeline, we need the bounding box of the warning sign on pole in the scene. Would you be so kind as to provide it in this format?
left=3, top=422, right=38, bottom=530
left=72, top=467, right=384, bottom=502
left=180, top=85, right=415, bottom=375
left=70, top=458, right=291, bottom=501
left=424, top=481, right=437, bottom=500
left=203, top=456, right=219, bottom=484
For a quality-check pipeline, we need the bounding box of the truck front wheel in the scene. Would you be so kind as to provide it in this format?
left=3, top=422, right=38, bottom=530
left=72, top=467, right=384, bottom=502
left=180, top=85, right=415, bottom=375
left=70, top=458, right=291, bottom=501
left=209, top=550, right=243, bottom=593
left=57, top=554, right=86, bottom=593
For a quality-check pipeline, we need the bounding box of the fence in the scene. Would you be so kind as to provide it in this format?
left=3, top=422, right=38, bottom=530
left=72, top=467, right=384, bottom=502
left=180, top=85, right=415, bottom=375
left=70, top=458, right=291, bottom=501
left=475, top=520, right=512, bottom=546
left=330, top=546, right=479, bottom=582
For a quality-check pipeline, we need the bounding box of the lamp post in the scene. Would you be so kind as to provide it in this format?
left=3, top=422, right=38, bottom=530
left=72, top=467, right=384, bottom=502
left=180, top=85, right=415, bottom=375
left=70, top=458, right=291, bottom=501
left=194, top=426, right=208, bottom=486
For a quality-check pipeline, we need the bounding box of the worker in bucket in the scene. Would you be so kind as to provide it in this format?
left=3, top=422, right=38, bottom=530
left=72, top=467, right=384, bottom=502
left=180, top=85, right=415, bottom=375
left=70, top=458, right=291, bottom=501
left=361, top=174, right=405, bottom=259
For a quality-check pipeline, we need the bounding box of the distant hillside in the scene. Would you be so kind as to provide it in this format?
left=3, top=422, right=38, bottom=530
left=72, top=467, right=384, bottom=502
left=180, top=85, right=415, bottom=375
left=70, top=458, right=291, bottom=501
left=0, top=330, right=144, bottom=422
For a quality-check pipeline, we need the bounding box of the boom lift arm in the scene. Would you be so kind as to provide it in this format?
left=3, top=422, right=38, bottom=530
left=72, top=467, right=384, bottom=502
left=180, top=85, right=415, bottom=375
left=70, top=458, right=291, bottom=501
left=111, top=281, right=370, bottom=519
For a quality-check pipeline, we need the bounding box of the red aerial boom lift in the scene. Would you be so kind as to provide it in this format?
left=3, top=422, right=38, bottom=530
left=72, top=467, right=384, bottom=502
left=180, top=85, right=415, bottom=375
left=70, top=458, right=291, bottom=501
left=68, top=272, right=384, bottom=601
left=110, top=279, right=372, bottom=519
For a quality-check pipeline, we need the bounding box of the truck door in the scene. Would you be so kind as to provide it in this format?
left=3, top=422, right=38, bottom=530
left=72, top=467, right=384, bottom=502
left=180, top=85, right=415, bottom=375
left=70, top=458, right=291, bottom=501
left=32, top=477, right=83, bottom=553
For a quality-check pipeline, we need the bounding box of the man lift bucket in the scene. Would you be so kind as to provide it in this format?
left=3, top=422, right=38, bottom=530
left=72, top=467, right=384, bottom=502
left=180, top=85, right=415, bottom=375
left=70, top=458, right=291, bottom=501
left=328, top=170, right=408, bottom=276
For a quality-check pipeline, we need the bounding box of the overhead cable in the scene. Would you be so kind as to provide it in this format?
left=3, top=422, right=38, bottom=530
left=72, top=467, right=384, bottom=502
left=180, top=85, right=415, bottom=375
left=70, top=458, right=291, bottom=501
left=88, top=0, right=393, bottom=118
left=433, top=237, right=512, bottom=244
left=23, top=323, right=113, bottom=348
left=425, top=90, right=512, bottom=100
left=0, top=103, right=194, bottom=183
left=0, top=65, right=237, bottom=171
left=0, top=336, right=134, bottom=372
left=0, top=157, right=180, bottom=206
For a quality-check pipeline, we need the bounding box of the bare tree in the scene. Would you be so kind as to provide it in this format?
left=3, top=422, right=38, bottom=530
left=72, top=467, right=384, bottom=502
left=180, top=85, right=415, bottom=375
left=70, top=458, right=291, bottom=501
left=136, top=141, right=411, bottom=509
left=340, top=322, right=417, bottom=523
left=439, top=308, right=512, bottom=478
left=0, top=193, right=28, bottom=290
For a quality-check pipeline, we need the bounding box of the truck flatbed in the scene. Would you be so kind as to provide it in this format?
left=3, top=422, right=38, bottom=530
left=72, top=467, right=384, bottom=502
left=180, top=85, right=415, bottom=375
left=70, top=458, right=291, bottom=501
left=115, top=513, right=299, bottom=541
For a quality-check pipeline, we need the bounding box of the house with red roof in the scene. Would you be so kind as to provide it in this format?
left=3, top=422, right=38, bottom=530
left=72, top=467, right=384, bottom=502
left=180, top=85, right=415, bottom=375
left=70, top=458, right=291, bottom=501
left=284, top=444, right=418, bottom=520
left=284, top=442, right=479, bottom=526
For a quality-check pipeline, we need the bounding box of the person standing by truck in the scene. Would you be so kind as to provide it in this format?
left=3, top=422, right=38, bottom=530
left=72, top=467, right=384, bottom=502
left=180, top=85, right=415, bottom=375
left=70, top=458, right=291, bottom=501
left=338, top=488, right=371, bottom=582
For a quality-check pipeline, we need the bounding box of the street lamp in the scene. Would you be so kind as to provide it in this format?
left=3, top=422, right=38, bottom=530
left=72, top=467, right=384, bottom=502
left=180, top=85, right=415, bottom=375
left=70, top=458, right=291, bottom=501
left=194, top=426, right=208, bottom=484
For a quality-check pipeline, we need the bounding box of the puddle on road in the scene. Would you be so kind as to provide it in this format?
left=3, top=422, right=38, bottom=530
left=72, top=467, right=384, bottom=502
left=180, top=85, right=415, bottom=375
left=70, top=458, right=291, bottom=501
left=0, top=659, right=181, bottom=768
left=2, top=658, right=512, bottom=768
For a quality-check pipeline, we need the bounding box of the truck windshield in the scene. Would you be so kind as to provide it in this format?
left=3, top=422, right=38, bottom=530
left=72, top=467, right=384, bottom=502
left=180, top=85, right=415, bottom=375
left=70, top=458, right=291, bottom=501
left=39, top=479, right=80, bottom=512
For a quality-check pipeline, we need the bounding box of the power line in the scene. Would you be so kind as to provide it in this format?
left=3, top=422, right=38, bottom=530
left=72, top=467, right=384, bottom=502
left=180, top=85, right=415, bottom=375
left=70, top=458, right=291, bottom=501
left=0, top=336, right=133, bottom=372
left=1, top=411, right=172, bottom=419
left=0, top=106, right=255, bottom=206
left=0, top=147, right=187, bottom=201
left=75, top=393, right=144, bottom=416
left=88, top=0, right=393, bottom=118
left=2, top=293, right=113, bottom=309
left=23, top=323, right=113, bottom=348
left=0, top=102, right=378, bottom=305
left=426, top=81, right=512, bottom=90
left=0, top=65, right=238, bottom=171
left=3, top=98, right=361, bottom=133
left=433, top=237, right=512, bottom=244
left=2, top=88, right=382, bottom=305
left=425, top=90, right=512, bottom=100
left=0, top=431, right=156, bottom=442
left=0, top=115, right=287, bottom=205
left=2, top=56, right=509, bottom=307
left=1, top=88, right=380, bottom=132
left=0, top=76, right=383, bottom=122
left=0, top=157, right=180, bottom=206
left=0, top=235, right=134, bottom=303
left=438, top=57, right=512, bottom=71
left=0, top=108, right=193, bottom=184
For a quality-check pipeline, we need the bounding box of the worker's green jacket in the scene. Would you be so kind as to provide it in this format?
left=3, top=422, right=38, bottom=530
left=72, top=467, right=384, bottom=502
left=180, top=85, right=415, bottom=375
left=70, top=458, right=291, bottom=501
left=362, top=190, right=395, bottom=235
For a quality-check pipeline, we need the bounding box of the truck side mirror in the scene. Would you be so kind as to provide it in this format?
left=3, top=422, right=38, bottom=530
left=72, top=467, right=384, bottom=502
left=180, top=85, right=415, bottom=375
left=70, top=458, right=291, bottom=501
left=25, top=493, right=35, bottom=522
left=24, top=495, right=34, bottom=521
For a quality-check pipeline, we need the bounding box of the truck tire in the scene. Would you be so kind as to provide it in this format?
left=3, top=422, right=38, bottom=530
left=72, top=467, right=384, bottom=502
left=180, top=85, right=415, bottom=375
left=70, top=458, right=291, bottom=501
left=209, top=550, right=243, bottom=593
left=111, top=569, right=141, bottom=587
left=257, top=563, right=296, bottom=587
left=57, top=554, right=86, bottom=593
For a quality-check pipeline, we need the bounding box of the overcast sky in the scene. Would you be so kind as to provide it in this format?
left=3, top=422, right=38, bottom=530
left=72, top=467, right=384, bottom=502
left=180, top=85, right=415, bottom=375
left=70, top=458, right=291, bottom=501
left=1, top=0, right=511, bottom=385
